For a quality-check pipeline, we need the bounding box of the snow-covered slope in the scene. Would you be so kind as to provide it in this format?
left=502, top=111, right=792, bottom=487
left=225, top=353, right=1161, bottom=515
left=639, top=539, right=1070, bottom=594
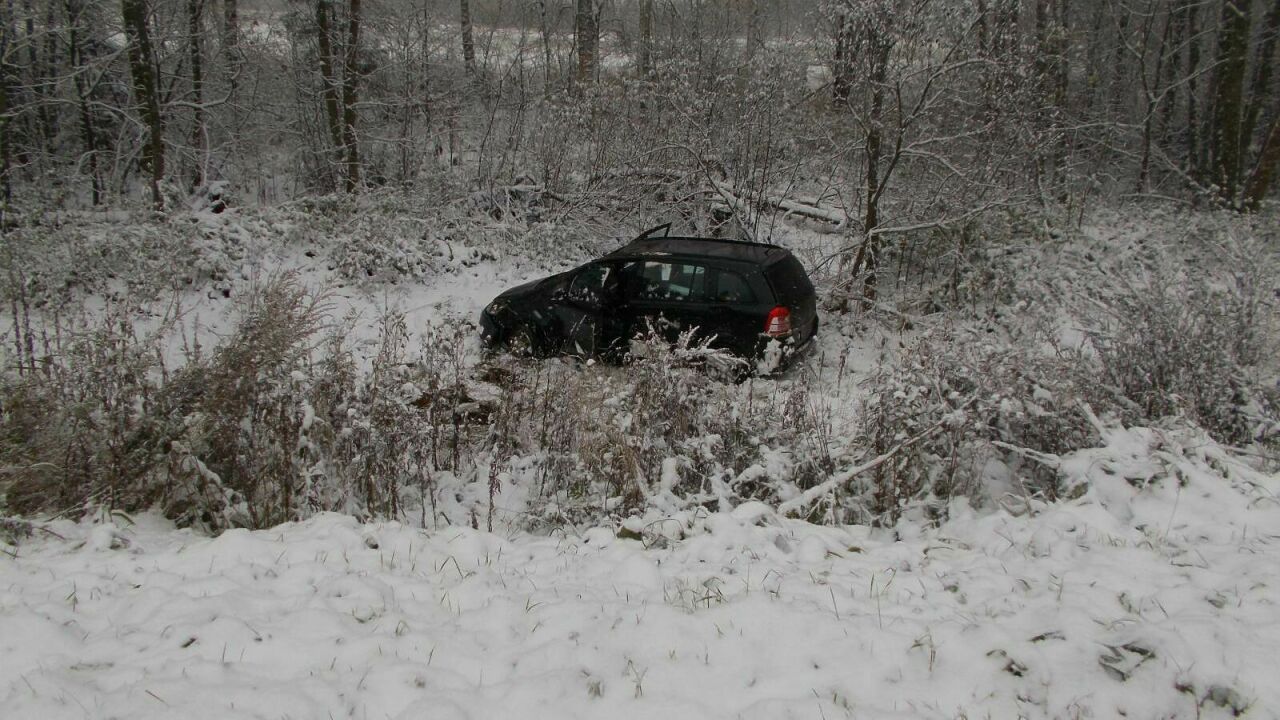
left=3, top=424, right=1277, bottom=719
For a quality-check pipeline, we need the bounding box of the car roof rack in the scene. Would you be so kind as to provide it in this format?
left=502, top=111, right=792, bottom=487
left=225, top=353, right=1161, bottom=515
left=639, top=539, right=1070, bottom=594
left=635, top=222, right=672, bottom=241
left=627, top=223, right=781, bottom=250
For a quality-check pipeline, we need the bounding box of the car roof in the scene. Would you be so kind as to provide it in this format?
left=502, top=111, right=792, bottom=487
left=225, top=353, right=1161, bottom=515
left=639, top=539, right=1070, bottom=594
left=603, top=234, right=788, bottom=265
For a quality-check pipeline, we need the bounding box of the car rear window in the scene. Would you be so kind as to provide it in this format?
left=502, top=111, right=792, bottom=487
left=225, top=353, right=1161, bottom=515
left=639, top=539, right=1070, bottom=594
left=709, top=268, right=757, bottom=304
left=764, top=254, right=814, bottom=305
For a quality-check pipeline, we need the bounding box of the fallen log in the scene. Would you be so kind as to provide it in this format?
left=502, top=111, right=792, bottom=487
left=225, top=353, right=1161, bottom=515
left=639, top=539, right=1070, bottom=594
left=708, top=181, right=850, bottom=228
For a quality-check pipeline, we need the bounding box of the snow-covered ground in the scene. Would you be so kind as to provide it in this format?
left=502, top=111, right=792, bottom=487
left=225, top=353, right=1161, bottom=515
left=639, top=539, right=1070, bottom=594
left=3, top=202, right=1278, bottom=717
left=4, top=423, right=1278, bottom=719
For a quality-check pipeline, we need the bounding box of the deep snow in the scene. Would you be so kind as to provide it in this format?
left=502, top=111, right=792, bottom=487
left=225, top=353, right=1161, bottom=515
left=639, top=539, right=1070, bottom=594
left=3, top=423, right=1278, bottom=719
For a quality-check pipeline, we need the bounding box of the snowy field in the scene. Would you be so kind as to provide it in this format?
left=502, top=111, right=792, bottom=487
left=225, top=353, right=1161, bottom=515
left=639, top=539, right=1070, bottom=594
left=4, top=422, right=1278, bottom=719
left=2, top=202, right=1278, bottom=718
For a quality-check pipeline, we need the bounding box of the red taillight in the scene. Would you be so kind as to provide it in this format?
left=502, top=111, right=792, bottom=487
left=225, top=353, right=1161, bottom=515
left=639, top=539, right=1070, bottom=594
left=764, top=306, right=792, bottom=337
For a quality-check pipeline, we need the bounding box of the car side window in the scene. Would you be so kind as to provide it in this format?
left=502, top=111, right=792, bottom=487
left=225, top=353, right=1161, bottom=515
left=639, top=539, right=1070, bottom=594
left=711, top=268, right=757, bottom=304
left=567, top=264, right=612, bottom=304
left=625, top=261, right=708, bottom=302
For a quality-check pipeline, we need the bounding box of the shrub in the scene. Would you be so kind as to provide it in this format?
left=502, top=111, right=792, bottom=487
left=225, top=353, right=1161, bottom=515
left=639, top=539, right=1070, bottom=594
left=1083, top=237, right=1278, bottom=447
left=160, top=274, right=331, bottom=527
left=0, top=301, right=170, bottom=516
left=845, top=328, right=1099, bottom=526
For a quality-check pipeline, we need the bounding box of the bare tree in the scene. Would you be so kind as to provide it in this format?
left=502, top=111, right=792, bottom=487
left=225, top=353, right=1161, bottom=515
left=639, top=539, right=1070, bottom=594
left=0, top=4, right=13, bottom=206
left=224, top=0, right=239, bottom=89
left=576, top=0, right=597, bottom=85
left=1242, top=0, right=1280, bottom=171
left=65, top=0, right=102, bottom=204
left=189, top=0, right=206, bottom=189
left=122, top=0, right=165, bottom=210
left=316, top=0, right=344, bottom=186
left=460, top=0, right=476, bottom=77
left=1210, top=0, right=1252, bottom=205
left=1244, top=112, right=1280, bottom=207
left=341, top=0, right=360, bottom=191
left=638, top=0, right=654, bottom=80
left=825, top=0, right=1020, bottom=309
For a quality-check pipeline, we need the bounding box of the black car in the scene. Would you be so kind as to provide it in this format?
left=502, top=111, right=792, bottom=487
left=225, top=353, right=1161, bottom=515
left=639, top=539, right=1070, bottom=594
left=479, top=224, right=818, bottom=372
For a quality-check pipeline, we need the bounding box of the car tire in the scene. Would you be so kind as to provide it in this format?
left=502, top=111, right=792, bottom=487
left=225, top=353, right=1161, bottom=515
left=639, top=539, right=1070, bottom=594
left=509, top=322, right=539, bottom=357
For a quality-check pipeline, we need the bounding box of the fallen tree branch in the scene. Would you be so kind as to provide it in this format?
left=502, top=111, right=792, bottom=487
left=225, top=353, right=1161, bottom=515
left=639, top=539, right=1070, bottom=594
left=778, top=395, right=979, bottom=515
left=992, top=441, right=1061, bottom=469
left=709, top=181, right=850, bottom=227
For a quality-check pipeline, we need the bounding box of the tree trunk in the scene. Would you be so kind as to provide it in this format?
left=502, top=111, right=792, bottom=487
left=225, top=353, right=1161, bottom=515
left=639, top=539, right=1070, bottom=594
left=855, top=40, right=890, bottom=306
left=992, top=0, right=1019, bottom=57
left=1211, top=0, right=1252, bottom=205
left=1186, top=1, right=1202, bottom=177
left=189, top=0, right=205, bottom=189
left=1243, top=113, right=1280, bottom=208
left=1083, top=0, right=1105, bottom=114
left=1034, top=0, right=1049, bottom=83
left=1138, top=2, right=1173, bottom=193
left=460, top=0, right=476, bottom=77
left=0, top=46, right=10, bottom=207
left=1108, top=8, right=1131, bottom=116
left=976, top=0, right=989, bottom=55
left=1242, top=0, right=1280, bottom=152
left=121, top=0, right=165, bottom=210
left=1053, top=0, right=1070, bottom=192
left=1, top=4, right=13, bottom=206
left=638, top=0, right=654, bottom=80
left=1034, top=0, right=1052, bottom=192
left=576, top=0, right=597, bottom=85
left=223, top=0, right=239, bottom=90
left=832, top=12, right=854, bottom=102
left=341, top=0, right=361, bottom=192
left=41, top=0, right=58, bottom=144
left=22, top=0, right=51, bottom=156
left=743, top=0, right=761, bottom=61
left=316, top=0, right=344, bottom=182
left=1160, top=1, right=1186, bottom=144
left=66, top=0, right=102, bottom=204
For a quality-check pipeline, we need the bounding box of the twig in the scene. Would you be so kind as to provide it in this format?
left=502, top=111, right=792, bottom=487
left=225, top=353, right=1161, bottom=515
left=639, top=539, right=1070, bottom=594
left=991, top=441, right=1061, bottom=469
left=779, top=395, right=979, bottom=515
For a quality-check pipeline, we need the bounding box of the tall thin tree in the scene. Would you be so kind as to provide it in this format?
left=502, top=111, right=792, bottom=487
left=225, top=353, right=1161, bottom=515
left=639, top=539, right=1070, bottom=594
left=189, top=0, right=205, bottom=189
left=460, top=0, right=476, bottom=76
left=65, top=0, right=102, bottom=204
left=1210, top=0, right=1252, bottom=204
left=316, top=0, right=344, bottom=186
left=121, top=0, right=165, bottom=210
left=341, top=0, right=360, bottom=191
left=0, top=5, right=13, bottom=206
left=575, top=0, right=597, bottom=85
left=1241, top=0, right=1280, bottom=151
left=638, top=0, right=654, bottom=80
left=223, top=0, right=238, bottom=91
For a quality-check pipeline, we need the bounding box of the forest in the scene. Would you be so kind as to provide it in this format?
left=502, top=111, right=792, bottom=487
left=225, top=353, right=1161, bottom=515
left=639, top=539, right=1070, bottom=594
left=1, top=0, right=1276, bottom=219
left=0, top=0, right=1277, bottom=529
left=2, top=3, right=1280, bottom=717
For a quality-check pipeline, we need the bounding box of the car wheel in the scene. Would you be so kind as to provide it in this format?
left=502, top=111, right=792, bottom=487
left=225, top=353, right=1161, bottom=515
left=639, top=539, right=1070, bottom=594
left=508, top=322, right=539, bottom=357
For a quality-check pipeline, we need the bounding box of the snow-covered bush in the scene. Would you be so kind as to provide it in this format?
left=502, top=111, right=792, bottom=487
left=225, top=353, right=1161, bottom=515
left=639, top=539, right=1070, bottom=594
left=1084, top=251, right=1278, bottom=447
left=477, top=328, right=824, bottom=527
left=845, top=328, right=1099, bottom=526
left=0, top=301, right=169, bottom=516
left=0, top=274, right=477, bottom=530
left=160, top=273, right=331, bottom=527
